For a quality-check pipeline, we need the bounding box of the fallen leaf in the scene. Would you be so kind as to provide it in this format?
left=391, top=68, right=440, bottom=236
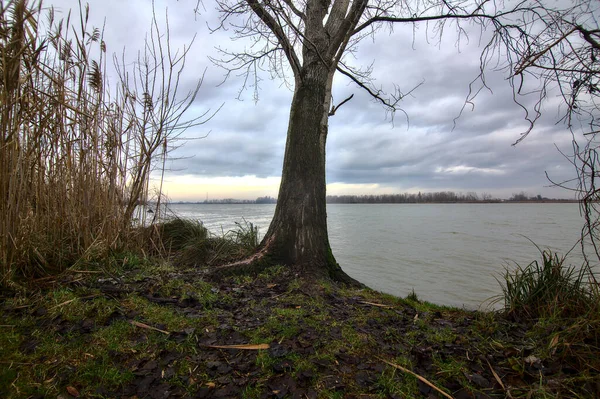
left=548, top=334, right=558, bottom=349
left=486, top=359, right=506, bottom=391
left=266, top=283, right=278, bottom=288
left=204, top=343, right=270, bottom=350
left=66, top=386, right=80, bottom=397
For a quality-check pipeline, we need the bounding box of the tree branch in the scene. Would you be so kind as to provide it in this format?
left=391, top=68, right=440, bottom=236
left=351, top=7, right=533, bottom=36
left=514, top=27, right=577, bottom=75
left=328, top=0, right=369, bottom=59
left=246, top=0, right=302, bottom=78
left=278, top=0, right=305, bottom=21
left=576, top=25, right=600, bottom=50
left=329, top=93, right=354, bottom=116
left=336, top=64, right=417, bottom=112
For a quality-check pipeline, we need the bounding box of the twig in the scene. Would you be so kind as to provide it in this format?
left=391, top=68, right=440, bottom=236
left=11, top=305, right=33, bottom=309
left=360, top=301, right=393, bottom=309
left=49, top=295, right=99, bottom=310
left=514, top=27, right=577, bottom=75
left=377, top=357, right=455, bottom=399
left=203, top=343, right=270, bottom=350
left=68, top=270, right=102, bottom=274
left=144, top=295, right=179, bottom=304
left=130, top=320, right=170, bottom=335
left=0, top=361, right=37, bottom=365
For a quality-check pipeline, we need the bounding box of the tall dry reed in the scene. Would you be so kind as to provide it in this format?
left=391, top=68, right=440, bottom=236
left=0, top=0, right=210, bottom=283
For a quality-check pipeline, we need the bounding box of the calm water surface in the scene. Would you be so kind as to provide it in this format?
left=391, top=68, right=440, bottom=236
left=169, top=203, right=586, bottom=309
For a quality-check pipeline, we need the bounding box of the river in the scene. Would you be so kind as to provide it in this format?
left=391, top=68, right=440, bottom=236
left=167, top=203, right=588, bottom=309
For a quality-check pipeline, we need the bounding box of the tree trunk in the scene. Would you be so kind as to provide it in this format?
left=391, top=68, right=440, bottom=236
left=212, top=63, right=360, bottom=286
left=262, top=65, right=352, bottom=281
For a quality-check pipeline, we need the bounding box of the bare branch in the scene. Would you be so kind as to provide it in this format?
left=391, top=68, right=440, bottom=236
left=279, top=0, right=305, bottom=21
left=514, top=27, right=577, bottom=76
left=329, top=93, right=354, bottom=116
left=336, top=62, right=423, bottom=117
left=327, top=0, right=369, bottom=59
left=246, top=0, right=302, bottom=77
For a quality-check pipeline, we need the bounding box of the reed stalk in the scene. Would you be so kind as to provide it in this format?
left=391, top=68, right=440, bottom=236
left=0, top=0, right=211, bottom=283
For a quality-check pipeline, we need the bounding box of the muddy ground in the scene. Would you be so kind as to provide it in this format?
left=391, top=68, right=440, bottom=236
left=1, top=265, right=597, bottom=398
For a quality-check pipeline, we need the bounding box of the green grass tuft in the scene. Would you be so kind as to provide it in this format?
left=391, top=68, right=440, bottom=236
left=500, top=249, right=598, bottom=319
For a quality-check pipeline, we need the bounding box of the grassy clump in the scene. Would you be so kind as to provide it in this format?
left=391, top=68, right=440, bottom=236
left=150, top=218, right=259, bottom=267
left=499, top=249, right=600, bottom=395
left=153, top=218, right=211, bottom=253
left=501, top=250, right=598, bottom=319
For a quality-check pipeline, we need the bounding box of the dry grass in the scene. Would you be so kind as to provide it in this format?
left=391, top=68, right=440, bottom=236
left=0, top=0, right=210, bottom=283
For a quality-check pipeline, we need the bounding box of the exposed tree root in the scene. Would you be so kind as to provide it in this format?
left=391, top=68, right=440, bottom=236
left=207, top=236, right=364, bottom=288
left=206, top=248, right=274, bottom=279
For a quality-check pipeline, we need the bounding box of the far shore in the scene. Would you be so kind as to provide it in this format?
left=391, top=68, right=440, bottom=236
left=168, top=199, right=579, bottom=205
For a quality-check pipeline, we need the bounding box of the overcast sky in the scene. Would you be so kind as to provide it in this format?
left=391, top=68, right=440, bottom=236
left=48, top=0, right=583, bottom=200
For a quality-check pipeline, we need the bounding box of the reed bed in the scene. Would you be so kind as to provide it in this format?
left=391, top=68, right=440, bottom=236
left=0, top=0, right=207, bottom=283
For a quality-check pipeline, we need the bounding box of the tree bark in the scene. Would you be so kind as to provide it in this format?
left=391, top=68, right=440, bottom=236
left=262, top=66, right=357, bottom=283
left=211, top=62, right=361, bottom=286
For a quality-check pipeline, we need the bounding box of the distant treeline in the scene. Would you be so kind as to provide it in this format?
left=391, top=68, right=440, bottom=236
left=328, top=192, right=484, bottom=204
left=328, top=191, right=575, bottom=203
left=175, top=191, right=575, bottom=205
left=199, top=196, right=277, bottom=205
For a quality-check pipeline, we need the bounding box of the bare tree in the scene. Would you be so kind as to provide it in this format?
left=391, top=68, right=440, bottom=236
left=204, top=0, right=584, bottom=282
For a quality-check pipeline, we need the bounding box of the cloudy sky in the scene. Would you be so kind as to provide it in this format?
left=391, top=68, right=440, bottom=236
left=49, top=0, right=582, bottom=200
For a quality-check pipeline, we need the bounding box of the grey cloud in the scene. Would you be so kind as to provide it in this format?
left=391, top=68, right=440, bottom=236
left=51, top=0, right=580, bottom=198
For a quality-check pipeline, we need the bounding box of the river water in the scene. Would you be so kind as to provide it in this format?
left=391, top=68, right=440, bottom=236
left=168, top=203, right=588, bottom=309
